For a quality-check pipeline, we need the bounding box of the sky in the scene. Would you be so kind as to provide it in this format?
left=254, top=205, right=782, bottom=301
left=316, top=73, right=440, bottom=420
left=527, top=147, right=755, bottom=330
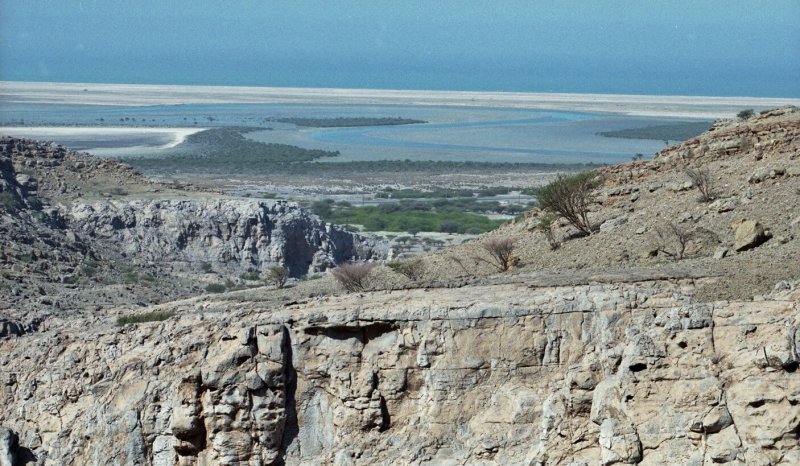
left=1, top=1, right=798, bottom=97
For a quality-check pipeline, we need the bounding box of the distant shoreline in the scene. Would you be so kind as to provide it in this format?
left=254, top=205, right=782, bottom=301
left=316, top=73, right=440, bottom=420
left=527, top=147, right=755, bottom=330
left=2, top=81, right=798, bottom=119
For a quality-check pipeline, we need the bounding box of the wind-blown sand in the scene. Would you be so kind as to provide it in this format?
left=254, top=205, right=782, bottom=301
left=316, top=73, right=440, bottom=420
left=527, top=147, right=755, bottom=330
left=2, top=81, right=798, bottom=119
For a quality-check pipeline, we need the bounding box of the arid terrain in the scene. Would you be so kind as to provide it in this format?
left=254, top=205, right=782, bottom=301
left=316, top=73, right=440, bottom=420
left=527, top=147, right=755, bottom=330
left=1, top=107, right=798, bottom=465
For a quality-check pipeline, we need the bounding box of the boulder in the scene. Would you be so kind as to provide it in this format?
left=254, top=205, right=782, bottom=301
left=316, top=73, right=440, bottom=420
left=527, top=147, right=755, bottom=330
left=599, top=419, right=642, bottom=465
left=733, top=220, right=769, bottom=251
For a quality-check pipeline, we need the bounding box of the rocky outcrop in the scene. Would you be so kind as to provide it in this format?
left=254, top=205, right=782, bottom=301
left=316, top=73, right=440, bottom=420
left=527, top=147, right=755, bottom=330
left=2, top=279, right=798, bottom=465
left=68, top=199, right=382, bottom=277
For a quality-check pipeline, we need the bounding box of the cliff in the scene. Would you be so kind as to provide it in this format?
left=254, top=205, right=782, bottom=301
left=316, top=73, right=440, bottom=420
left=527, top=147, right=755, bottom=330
left=1, top=277, right=797, bottom=465
left=68, top=199, right=379, bottom=277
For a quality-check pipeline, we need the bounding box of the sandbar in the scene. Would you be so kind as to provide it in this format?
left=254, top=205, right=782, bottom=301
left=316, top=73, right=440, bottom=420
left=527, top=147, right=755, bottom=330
left=0, top=126, right=206, bottom=149
left=2, top=81, right=799, bottom=119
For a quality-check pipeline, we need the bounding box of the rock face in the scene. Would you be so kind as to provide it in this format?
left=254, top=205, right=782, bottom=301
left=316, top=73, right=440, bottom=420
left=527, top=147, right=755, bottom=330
left=2, top=279, right=798, bottom=465
left=68, top=199, right=381, bottom=276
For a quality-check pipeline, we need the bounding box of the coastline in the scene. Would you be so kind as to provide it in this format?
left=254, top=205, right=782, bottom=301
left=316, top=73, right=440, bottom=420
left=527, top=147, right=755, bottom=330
left=0, top=126, right=206, bottom=149
left=2, top=80, right=798, bottom=119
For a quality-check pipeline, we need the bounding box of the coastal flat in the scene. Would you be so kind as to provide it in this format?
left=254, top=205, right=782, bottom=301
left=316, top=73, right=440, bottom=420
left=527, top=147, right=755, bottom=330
left=3, top=80, right=799, bottom=118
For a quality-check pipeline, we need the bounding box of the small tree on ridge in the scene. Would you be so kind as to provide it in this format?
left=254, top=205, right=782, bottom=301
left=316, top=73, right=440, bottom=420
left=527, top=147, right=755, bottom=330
left=536, top=172, right=598, bottom=236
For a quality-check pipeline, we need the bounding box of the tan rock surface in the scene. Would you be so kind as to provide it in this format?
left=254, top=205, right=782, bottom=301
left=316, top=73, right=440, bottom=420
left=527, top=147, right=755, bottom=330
left=1, top=278, right=798, bottom=465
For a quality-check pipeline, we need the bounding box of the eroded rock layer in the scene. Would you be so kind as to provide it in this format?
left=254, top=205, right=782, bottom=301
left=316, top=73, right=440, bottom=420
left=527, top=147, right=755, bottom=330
left=2, top=279, right=798, bottom=465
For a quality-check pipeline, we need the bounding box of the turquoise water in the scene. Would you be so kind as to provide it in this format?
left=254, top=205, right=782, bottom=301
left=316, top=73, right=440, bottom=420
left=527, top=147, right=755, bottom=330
left=0, top=102, right=702, bottom=164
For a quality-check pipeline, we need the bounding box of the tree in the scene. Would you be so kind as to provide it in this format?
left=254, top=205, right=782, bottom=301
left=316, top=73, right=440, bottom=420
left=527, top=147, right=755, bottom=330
left=737, top=109, right=754, bottom=121
left=265, top=265, right=289, bottom=289
left=536, top=172, right=598, bottom=236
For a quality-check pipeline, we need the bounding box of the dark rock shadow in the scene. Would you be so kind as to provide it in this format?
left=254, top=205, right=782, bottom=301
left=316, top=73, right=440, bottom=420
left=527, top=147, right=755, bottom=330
left=277, top=325, right=298, bottom=465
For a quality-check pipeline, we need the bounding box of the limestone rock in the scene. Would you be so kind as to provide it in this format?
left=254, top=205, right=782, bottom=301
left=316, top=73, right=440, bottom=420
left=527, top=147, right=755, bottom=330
left=599, top=419, right=642, bottom=465
left=732, top=220, right=769, bottom=251
left=68, top=199, right=384, bottom=276
left=709, top=197, right=739, bottom=213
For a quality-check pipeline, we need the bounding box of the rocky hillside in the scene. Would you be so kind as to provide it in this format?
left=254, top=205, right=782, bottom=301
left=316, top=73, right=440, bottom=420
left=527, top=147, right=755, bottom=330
left=419, top=106, right=800, bottom=302
left=0, top=137, right=382, bottom=317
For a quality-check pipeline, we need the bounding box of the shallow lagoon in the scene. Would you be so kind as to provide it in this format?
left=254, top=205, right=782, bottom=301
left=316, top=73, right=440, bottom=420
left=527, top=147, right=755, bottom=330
left=0, top=102, right=702, bottom=164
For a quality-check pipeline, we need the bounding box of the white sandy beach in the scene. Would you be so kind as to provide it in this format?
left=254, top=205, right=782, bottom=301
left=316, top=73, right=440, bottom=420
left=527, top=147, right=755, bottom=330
left=2, top=81, right=798, bottom=119
left=0, top=126, right=205, bottom=149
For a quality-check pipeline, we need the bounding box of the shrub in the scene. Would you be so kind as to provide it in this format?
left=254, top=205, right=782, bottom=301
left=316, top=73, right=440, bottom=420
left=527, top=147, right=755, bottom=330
left=387, top=258, right=426, bottom=281
left=0, top=191, right=18, bottom=211
left=116, top=311, right=176, bottom=326
left=536, top=172, right=598, bottom=236
left=265, top=265, right=289, bottom=289
left=653, top=223, right=696, bottom=260
left=737, top=109, right=754, bottom=121
left=537, top=214, right=560, bottom=250
left=474, top=237, right=519, bottom=272
left=240, top=271, right=261, bottom=281
left=332, top=262, right=374, bottom=292
left=685, top=167, right=716, bottom=202
left=200, top=261, right=213, bottom=273
left=205, top=283, right=227, bottom=293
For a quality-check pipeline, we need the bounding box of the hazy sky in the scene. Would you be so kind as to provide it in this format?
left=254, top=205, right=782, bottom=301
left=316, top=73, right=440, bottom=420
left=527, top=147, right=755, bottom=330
left=1, top=1, right=798, bottom=96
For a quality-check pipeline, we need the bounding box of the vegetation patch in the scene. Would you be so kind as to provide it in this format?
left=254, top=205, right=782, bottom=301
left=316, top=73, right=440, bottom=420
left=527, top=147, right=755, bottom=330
left=598, top=121, right=712, bottom=142
left=122, top=127, right=339, bottom=174
left=205, top=283, right=227, bottom=293
left=312, top=200, right=506, bottom=233
left=0, top=191, right=19, bottom=211
left=116, top=311, right=176, bottom=326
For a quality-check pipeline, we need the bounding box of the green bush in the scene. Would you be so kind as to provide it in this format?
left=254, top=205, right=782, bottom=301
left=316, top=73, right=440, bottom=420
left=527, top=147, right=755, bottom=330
left=200, top=261, right=213, bottom=273
left=0, top=191, right=17, bottom=211
left=116, top=311, right=176, bottom=326
left=536, top=172, right=599, bottom=236
left=737, top=109, right=755, bottom=121
left=205, top=283, right=227, bottom=293
left=240, top=271, right=261, bottom=281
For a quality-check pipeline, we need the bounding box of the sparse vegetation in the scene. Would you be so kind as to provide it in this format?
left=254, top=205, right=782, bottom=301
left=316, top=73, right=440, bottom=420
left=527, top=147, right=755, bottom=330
left=653, top=223, right=696, bottom=260
left=538, top=214, right=560, bottom=250
left=387, top=258, right=426, bottom=281
left=200, top=261, right=213, bottom=273
left=473, top=237, right=519, bottom=272
left=240, top=271, right=262, bottom=281
left=265, top=265, right=290, bottom=289
left=332, top=262, right=374, bottom=292
left=116, top=311, right=176, bottom=326
left=685, top=166, right=716, bottom=202
left=0, top=191, right=18, bottom=211
left=536, top=172, right=598, bottom=236
left=737, top=109, right=755, bottom=121
left=205, top=283, right=227, bottom=293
